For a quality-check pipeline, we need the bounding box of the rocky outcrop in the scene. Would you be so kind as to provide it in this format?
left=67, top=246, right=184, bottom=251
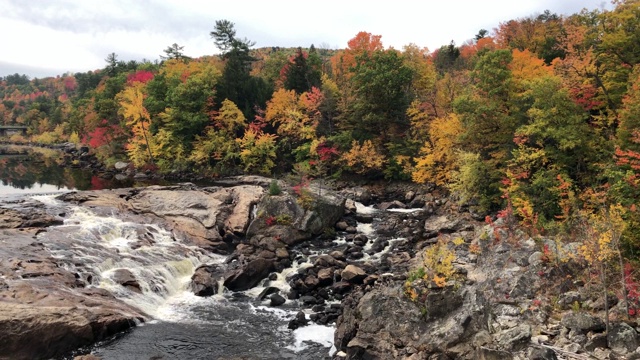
left=58, top=183, right=265, bottom=254
left=246, top=184, right=345, bottom=245
left=0, top=224, right=144, bottom=360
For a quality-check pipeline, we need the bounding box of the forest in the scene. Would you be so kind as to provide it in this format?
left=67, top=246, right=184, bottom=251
left=1, top=1, right=640, bottom=261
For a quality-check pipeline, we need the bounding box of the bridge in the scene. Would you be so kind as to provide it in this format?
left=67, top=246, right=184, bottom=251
left=0, top=126, right=28, bottom=136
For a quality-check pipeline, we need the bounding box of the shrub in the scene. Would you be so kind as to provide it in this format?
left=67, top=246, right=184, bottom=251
left=268, top=180, right=281, bottom=195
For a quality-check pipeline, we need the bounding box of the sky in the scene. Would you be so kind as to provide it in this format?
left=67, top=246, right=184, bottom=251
left=0, top=0, right=611, bottom=79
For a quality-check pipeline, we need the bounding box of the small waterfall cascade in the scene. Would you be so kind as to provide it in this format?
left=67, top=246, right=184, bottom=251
left=35, top=198, right=223, bottom=319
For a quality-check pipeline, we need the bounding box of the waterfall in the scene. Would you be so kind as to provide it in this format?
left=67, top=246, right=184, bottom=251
left=35, top=198, right=223, bottom=319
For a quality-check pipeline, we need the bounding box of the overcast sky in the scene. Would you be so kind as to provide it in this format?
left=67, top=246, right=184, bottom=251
left=0, top=0, right=610, bottom=79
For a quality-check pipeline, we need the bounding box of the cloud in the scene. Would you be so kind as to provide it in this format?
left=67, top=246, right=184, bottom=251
left=0, top=0, right=611, bottom=78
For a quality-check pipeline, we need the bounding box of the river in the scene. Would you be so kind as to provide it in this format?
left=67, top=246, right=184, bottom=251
left=1, top=146, right=343, bottom=359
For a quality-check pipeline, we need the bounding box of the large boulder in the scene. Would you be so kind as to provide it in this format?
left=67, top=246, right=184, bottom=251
left=190, top=264, right=223, bottom=296
left=335, top=285, right=483, bottom=359
left=246, top=185, right=345, bottom=246
left=224, top=258, right=275, bottom=291
left=560, top=312, right=606, bottom=333
left=0, top=303, right=140, bottom=360
left=607, top=322, right=638, bottom=354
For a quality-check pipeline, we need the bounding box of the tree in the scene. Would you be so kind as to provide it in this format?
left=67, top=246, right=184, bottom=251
left=345, top=49, right=414, bottom=144
left=211, top=19, right=270, bottom=119
left=189, top=99, right=245, bottom=173
left=161, top=43, right=190, bottom=61
left=412, top=113, right=463, bottom=186
left=341, top=140, right=386, bottom=175
left=116, top=81, right=154, bottom=166
left=236, top=128, right=278, bottom=175
left=210, top=20, right=238, bottom=55
left=283, top=47, right=321, bottom=94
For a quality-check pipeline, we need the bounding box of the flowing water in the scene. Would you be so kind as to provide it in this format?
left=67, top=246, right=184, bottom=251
left=31, top=196, right=337, bottom=359
left=2, top=149, right=415, bottom=359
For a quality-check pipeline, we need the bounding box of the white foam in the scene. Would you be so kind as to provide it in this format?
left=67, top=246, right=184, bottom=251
left=30, top=194, right=62, bottom=206
left=355, top=202, right=377, bottom=214
left=387, top=208, right=423, bottom=213
left=244, top=259, right=313, bottom=299
left=356, top=223, right=375, bottom=236
left=287, top=323, right=336, bottom=354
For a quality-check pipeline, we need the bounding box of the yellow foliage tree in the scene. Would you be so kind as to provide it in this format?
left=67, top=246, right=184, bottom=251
left=412, top=113, right=463, bottom=186
left=509, top=49, right=553, bottom=88
left=236, top=129, right=278, bottom=175
left=341, top=140, right=385, bottom=175
left=116, top=81, right=154, bottom=167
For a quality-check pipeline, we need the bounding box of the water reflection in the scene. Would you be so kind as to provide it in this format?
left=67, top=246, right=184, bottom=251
left=0, top=145, right=151, bottom=195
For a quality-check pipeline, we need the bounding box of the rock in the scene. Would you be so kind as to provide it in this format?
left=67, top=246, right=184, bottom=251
left=344, top=199, right=357, bottom=213
left=317, top=268, right=334, bottom=286
left=405, top=191, right=416, bottom=202
left=288, top=311, right=309, bottom=330
left=334, top=285, right=483, bottom=359
left=114, top=161, right=129, bottom=171
left=332, top=281, right=352, bottom=294
left=496, top=324, right=531, bottom=351
left=304, top=275, right=320, bottom=288
left=354, top=214, right=373, bottom=223
left=341, top=265, right=366, bottom=283
left=74, top=355, right=102, bottom=360
left=0, top=303, right=141, bottom=360
left=528, top=251, right=545, bottom=266
left=133, top=172, right=148, bottom=179
left=190, top=265, right=221, bottom=296
left=329, top=250, right=346, bottom=261
left=424, top=215, right=467, bottom=238
left=110, top=269, right=141, bottom=293
left=256, top=286, right=280, bottom=301
left=0, top=207, right=63, bottom=229
left=224, top=258, right=274, bottom=291
left=223, top=186, right=265, bottom=234
left=336, top=221, right=349, bottom=231
left=585, top=333, right=608, bottom=351
left=314, top=254, right=346, bottom=269
left=246, top=188, right=345, bottom=246
left=378, top=200, right=406, bottom=210
left=526, top=346, right=558, bottom=360
left=607, top=322, right=638, bottom=354
left=477, top=347, right=513, bottom=360
left=270, top=293, right=286, bottom=306
left=423, top=287, right=463, bottom=320
left=275, top=247, right=289, bottom=259
left=557, top=291, right=582, bottom=310
left=300, top=295, right=318, bottom=305
left=561, top=313, right=605, bottom=333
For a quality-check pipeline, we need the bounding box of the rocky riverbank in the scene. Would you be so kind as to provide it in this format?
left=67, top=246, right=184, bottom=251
left=1, top=177, right=639, bottom=359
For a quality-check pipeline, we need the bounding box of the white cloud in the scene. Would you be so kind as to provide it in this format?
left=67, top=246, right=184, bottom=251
left=0, top=0, right=611, bottom=78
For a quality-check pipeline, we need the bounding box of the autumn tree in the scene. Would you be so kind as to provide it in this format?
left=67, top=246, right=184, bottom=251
left=236, top=128, right=278, bottom=175
left=412, top=113, right=463, bottom=186
left=117, top=80, right=154, bottom=167
left=189, top=99, right=246, bottom=173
